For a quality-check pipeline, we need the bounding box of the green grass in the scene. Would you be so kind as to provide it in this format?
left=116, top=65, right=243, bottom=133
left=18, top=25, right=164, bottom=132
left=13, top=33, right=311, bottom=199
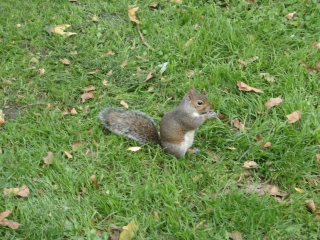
left=1, top=0, right=320, bottom=239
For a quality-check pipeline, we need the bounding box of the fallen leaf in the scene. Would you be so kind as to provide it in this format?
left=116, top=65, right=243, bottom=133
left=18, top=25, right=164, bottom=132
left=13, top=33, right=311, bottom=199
left=108, top=50, right=115, bottom=55
left=246, top=56, right=259, bottom=64
left=0, top=114, right=4, bottom=125
left=119, top=220, right=139, bottom=240
left=70, top=51, right=78, bottom=55
left=83, top=105, right=89, bottom=113
left=243, top=161, right=258, bottom=168
left=316, top=154, right=320, bottom=162
left=121, top=60, right=128, bottom=68
left=3, top=185, right=30, bottom=197
left=91, top=15, right=99, bottom=22
left=157, top=62, right=168, bottom=74
left=238, top=59, right=246, bottom=68
left=169, top=0, right=182, bottom=3
left=5, top=80, right=12, bottom=85
left=127, top=5, right=140, bottom=24
left=81, top=92, right=94, bottom=103
left=237, top=81, right=264, bottom=93
left=43, top=152, right=54, bottom=165
left=16, top=23, right=21, bottom=28
left=217, top=113, right=227, bottom=120
left=286, top=111, right=302, bottom=123
left=39, top=68, right=45, bottom=75
left=256, top=134, right=263, bottom=143
left=195, top=220, right=206, bottom=228
left=245, top=184, right=286, bottom=197
left=120, top=100, right=129, bottom=109
left=264, top=96, right=283, bottom=109
left=147, top=86, right=154, bottom=92
left=312, top=42, right=320, bottom=49
left=72, top=141, right=82, bottom=151
left=0, top=210, right=22, bottom=229
left=102, top=80, right=109, bottom=86
left=149, top=2, right=158, bottom=8
left=233, top=118, right=245, bottom=130
left=107, top=70, right=113, bottom=75
left=64, top=151, right=73, bottom=159
left=260, top=73, right=275, bottom=83
left=60, top=58, right=70, bottom=65
left=47, top=24, right=77, bottom=36
left=89, top=175, right=100, bottom=189
left=286, top=11, right=297, bottom=20
left=82, top=85, right=96, bottom=92
left=261, top=142, right=271, bottom=150
left=305, top=200, right=317, bottom=213
left=70, top=108, right=77, bottom=115
left=294, top=187, right=304, bottom=194
left=127, top=147, right=141, bottom=152
left=88, top=69, right=100, bottom=75
left=144, top=71, right=153, bottom=82
left=229, top=231, right=242, bottom=240
left=186, top=70, right=195, bottom=78
left=184, top=37, right=195, bottom=47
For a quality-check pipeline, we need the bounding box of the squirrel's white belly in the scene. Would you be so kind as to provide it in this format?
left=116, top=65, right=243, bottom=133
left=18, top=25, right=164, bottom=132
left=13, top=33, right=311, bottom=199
left=181, top=130, right=195, bottom=150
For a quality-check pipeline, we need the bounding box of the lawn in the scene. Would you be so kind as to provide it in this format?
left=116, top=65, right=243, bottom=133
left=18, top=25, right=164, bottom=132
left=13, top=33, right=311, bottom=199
left=0, top=0, right=320, bottom=239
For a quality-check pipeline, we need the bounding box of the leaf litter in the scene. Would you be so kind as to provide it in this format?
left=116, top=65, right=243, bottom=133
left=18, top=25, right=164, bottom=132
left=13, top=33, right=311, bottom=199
left=0, top=210, right=22, bottom=229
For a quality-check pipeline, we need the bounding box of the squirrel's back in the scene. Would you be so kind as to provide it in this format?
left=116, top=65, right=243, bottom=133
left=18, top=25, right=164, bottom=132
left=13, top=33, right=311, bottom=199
left=99, top=108, right=161, bottom=145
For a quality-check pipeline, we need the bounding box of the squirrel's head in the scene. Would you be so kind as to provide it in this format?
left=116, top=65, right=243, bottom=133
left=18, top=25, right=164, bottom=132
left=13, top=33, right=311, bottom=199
left=186, top=86, right=212, bottom=113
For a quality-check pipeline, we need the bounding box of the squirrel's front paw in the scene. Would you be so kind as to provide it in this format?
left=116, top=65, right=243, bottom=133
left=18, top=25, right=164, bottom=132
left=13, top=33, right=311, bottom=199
left=206, top=110, right=217, bottom=119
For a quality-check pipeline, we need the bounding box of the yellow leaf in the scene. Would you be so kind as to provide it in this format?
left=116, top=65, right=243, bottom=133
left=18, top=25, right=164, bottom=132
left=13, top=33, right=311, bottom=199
left=127, top=147, right=141, bottom=152
left=119, top=220, right=139, bottom=240
left=294, top=187, right=304, bottom=194
left=127, top=5, right=140, bottom=24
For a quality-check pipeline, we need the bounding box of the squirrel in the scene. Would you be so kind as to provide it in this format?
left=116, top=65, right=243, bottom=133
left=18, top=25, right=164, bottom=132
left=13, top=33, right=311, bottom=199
left=99, top=86, right=217, bottom=158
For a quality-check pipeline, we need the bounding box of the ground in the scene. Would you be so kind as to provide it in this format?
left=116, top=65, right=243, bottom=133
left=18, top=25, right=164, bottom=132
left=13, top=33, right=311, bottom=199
left=0, top=0, right=320, bottom=239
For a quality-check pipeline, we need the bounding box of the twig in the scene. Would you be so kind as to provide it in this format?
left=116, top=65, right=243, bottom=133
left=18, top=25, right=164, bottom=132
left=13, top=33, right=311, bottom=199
left=136, top=24, right=155, bottom=51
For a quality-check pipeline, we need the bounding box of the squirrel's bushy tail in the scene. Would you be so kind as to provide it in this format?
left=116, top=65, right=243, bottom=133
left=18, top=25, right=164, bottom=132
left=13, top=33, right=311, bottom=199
left=99, top=108, right=161, bottom=145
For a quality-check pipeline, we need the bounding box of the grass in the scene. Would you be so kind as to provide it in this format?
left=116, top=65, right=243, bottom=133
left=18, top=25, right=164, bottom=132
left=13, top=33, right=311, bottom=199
left=0, top=0, right=320, bottom=239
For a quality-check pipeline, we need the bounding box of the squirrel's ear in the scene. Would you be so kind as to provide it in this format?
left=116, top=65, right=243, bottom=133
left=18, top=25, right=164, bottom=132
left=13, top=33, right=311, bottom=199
left=186, top=86, right=196, bottom=101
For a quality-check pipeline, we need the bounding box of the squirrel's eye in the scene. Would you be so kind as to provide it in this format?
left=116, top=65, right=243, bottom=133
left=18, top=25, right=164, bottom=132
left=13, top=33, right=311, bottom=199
left=197, top=101, right=203, bottom=105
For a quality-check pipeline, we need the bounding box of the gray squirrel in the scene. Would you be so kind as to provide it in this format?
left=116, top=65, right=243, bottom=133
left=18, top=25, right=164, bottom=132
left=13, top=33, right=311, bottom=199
left=99, top=86, right=217, bottom=158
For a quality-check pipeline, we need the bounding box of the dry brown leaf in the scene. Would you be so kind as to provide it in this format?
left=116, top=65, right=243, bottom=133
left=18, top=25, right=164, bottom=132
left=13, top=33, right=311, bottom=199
left=64, top=151, right=73, bottom=159
left=0, top=210, right=22, bottom=229
left=186, top=70, right=195, bottom=78
left=82, top=85, right=96, bottom=92
left=39, top=68, right=45, bottom=75
left=70, top=108, right=77, bottom=115
left=89, top=175, right=100, bottom=189
left=0, top=116, right=4, bottom=125
left=120, top=100, right=129, bottom=109
left=217, top=113, right=227, bottom=120
left=245, top=184, right=286, bottom=197
left=243, top=161, right=258, bottom=168
left=237, top=81, right=264, bottom=93
left=128, top=5, right=140, bottom=24
left=127, top=146, right=141, bottom=152
left=121, top=60, right=128, bottom=68
left=261, top=142, right=271, bottom=150
left=149, top=2, right=158, bottom=8
left=59, top=58, right=70, bottom=65
left=70, top=51, right=78, bottom=55
left=144, top=71, right=153, bottom=82
left=260, top=73, right=275, bottom=83
left=91, top=15, right=99, bottom=22
left=83, top=105, right=89, bottom=113
left=108, top=50, right=115, bottom=55
left=107, top=70, right=113, bottom=75
left=102, top=80, right=109, bottom=86
left=3, top=185, right=30, bottom=197
left=81, top=91, right=94, bottom=103
left=50, top=24, right=76, bottom=36
left=233, top=118, right=245, bottom=130
left=286, top=11, right=297, bottom=20
left=238, top=59, right=246, bottom=68
left=316, top=154, right=320, bottom=162
left=184, top=37, right=195, bottom=47
left=300, top=60, right=320, bottom=73
left=88, top=69, right=100, bottom=75
left=312, top=42, right=320, bottom=49
left=286, top=111, right=302, bottom=123
left=264, top=96, right=283, bottom=109
left=306, top=200, right=317, bottom=213
left=229, top=231, right=243, bottom=240
left=72, top=141, right=82, bottom=151
left=43, top=151, right=53, bottom=165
